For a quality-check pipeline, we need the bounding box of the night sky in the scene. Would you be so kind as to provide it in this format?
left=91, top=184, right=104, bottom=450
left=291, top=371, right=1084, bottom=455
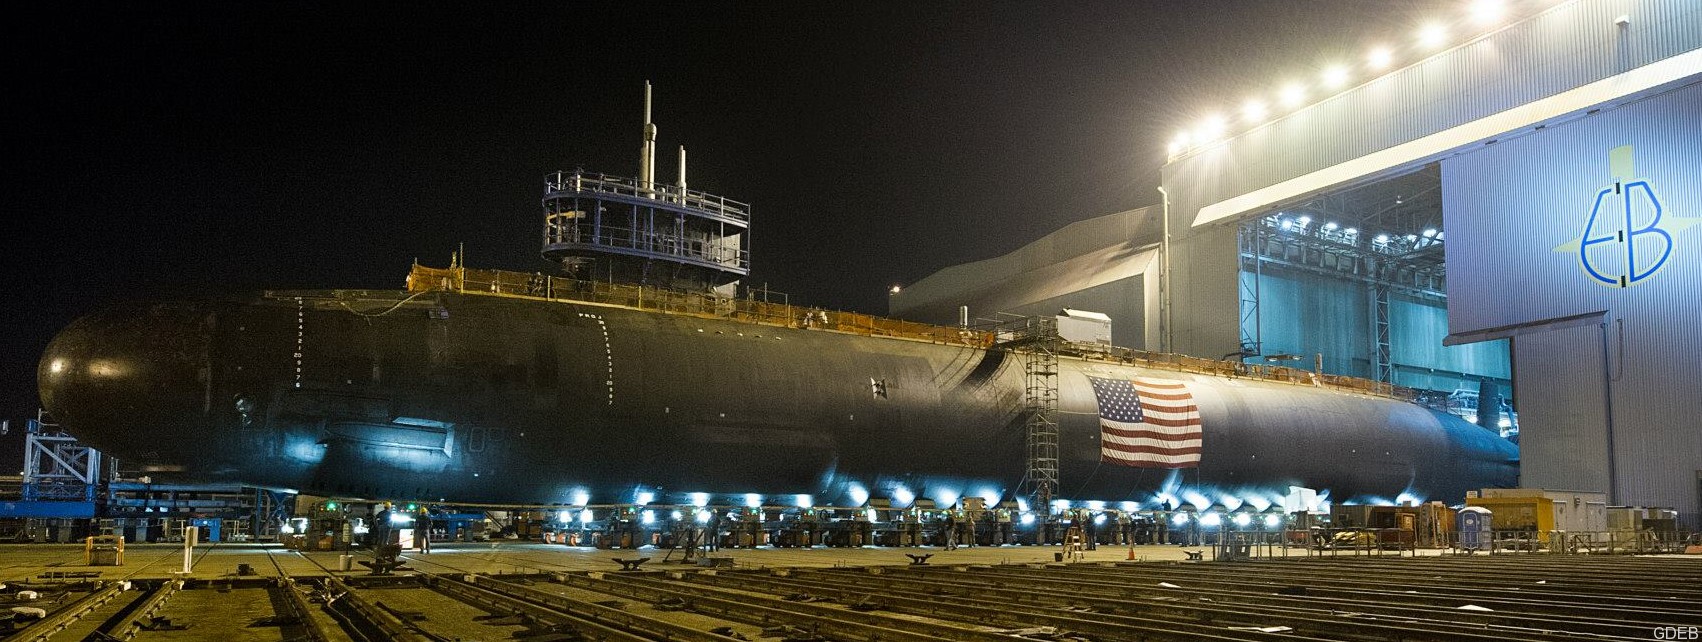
left=4, top=1, right=1466, bottom=461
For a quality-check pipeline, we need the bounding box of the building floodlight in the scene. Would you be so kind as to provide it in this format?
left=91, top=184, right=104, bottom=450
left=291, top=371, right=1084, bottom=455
left=1323, top=221, right=1338, bottom=231
left=1241, top=98, right=1267, bottom=123
left=1367, top=46, right=1392, bottom=71
left=1418, top=23, right=1448, bottom=49
left=889, top=285, right=902, bottom=295
left=1196, top=115, right=1226, bottom=143
left=1279, top=83, right=1306, bottom=108
left=1422, top=228, right=1438, bottom=238
left=1295, top=215, right=1311, bottom=227
left=1374, top=234, right=1390, bottom=244
left=1470, top=0, right=1505, bottom=25
left=1321, top=65, right=1349, bottom=89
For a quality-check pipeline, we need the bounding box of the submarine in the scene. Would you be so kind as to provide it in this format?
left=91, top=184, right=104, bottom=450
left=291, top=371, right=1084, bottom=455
left=37, top=267, right=1517, bottom=510
left=34, top=83, right=1517, bottom=514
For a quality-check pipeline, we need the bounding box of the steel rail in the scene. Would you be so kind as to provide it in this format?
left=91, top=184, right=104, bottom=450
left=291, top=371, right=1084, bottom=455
left=554, top=570, right=1024, bottom=642
left=588, top=570, right=1344, bottom=642
left=322, top=576, right=436, bottom=642
left=783, top=566, right=1653, bottom=641
left=264, top=547, right=342, bottom=642
left=91, top=580, right=180, bottom=640
left=8, top=583, right=126, bottom=642
left=1256, top=556, right=1702, bottom=592
left=967, top=563, right=1702, bottom=623
left=433, top=573, right=719, bottom=642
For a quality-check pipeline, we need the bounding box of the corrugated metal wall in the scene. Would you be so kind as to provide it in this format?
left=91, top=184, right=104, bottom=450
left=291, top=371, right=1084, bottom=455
left=1166, top=0, right=1702, bottom=220
left=1442, top=80, right=1702, bottom=526
left=891, top=207, right=1159, bottom=349
left=1240, top=270, right=1371, bottom=376
left=1388, top=297, right=1511, bottom=390
left=1239, top=270, right=1511, bottom=388
left=1158, top=0, right=1702, bottom=361
left=1511, top=322, right=1613, bottom=499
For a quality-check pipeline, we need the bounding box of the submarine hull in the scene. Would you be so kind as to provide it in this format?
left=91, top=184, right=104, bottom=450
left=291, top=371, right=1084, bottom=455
left=39, top=290, right=1518, bottom=508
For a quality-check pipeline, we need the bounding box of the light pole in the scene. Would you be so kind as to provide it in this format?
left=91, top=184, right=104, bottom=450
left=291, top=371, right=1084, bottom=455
left=1156, top=186, right=1172, bottom=354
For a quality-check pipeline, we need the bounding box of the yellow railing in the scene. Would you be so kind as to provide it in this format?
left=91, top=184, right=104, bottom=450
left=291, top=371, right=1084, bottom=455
left=406, top=264, right=1417, bottom=401
left=406, top=264, right=997, bottom=349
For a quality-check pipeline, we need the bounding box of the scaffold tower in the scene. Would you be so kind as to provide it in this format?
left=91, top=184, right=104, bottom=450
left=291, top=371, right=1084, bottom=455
left=994, top=316, right=1060, bottom=513
left=22, top=412, right=103, bottom=503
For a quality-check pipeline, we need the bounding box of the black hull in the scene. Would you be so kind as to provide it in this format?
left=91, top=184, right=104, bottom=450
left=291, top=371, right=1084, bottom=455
left=39, top=291, right=1518, bottom=509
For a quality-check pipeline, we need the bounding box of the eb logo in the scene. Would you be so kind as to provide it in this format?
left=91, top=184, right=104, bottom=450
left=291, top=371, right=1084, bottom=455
left=1553, top=145, right=1701, bottom=288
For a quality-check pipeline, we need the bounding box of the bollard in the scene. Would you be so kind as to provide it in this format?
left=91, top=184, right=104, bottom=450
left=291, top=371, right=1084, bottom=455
left=182, top=526, right=199, bottom=574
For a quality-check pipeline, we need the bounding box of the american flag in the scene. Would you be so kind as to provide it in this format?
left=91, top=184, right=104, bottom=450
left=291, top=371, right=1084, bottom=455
left=1087, top=376, right=1202, bottom=468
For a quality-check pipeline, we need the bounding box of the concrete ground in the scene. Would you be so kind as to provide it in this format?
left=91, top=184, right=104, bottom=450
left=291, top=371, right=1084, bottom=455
left=1, top=539, right=1433, bottom=582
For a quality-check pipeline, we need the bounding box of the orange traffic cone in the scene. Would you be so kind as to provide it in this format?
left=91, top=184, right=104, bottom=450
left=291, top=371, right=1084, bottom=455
left=1126, top=542, right=1137, bottom=560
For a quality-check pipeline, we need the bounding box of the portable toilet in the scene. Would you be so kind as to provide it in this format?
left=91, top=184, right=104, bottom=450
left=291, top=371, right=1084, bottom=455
left=1457, top=506, right=1492, bottom=553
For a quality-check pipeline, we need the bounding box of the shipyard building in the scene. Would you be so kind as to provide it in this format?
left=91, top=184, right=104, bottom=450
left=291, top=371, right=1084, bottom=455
left=894, top=0, right=1702, bottom=527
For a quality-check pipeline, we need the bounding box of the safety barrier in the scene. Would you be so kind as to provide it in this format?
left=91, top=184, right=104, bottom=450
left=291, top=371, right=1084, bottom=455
left=543, top=170, right=752, bottom=222
left=1448, top=529, right=1700, bottom=555
left=405, top=263, right=1424, bottom=400
left=406, top=264, right=995, bottom=349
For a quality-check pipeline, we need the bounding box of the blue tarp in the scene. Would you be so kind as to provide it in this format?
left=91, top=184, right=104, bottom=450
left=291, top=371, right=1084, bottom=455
left=0, top=500, right=97, bottom=518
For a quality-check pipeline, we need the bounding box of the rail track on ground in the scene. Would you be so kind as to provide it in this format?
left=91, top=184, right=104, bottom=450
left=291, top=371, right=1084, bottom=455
left=5, top=544, right=335, bottom=641
left=8, top=547, right=1698, bottom=641
left=293, top=550, right=1702, bottom=641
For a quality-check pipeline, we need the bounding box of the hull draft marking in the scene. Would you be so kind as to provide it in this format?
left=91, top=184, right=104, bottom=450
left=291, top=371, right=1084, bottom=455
left=578, top=312, right=614, bottom=404
left=293, top=297, right=305, bottom=389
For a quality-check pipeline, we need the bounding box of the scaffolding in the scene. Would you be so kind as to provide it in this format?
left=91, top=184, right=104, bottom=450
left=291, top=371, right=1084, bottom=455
left=994, top=316, right=1060, bottom=513
left=22, top=412, right=102, bottom=503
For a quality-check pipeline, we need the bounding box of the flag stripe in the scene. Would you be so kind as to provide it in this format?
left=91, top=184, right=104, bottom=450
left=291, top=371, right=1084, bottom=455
left=1102, top=435, right=1203, bottom=449
left=1102, top=452, right=1201, bottom=467
left=1126, top=416, right=1202, bottom=428
left=1134, top=391, right=1193, bottom=402
left=1103, top=422, right=1200, bottom=439
left=1140, top=402, right=1198, bottom=414
left=1135, top=381, right=1188, bottom=390
left=1102, top=442, right=1203, bottom=456
left=1103, top=430, right=1200, bottom=445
